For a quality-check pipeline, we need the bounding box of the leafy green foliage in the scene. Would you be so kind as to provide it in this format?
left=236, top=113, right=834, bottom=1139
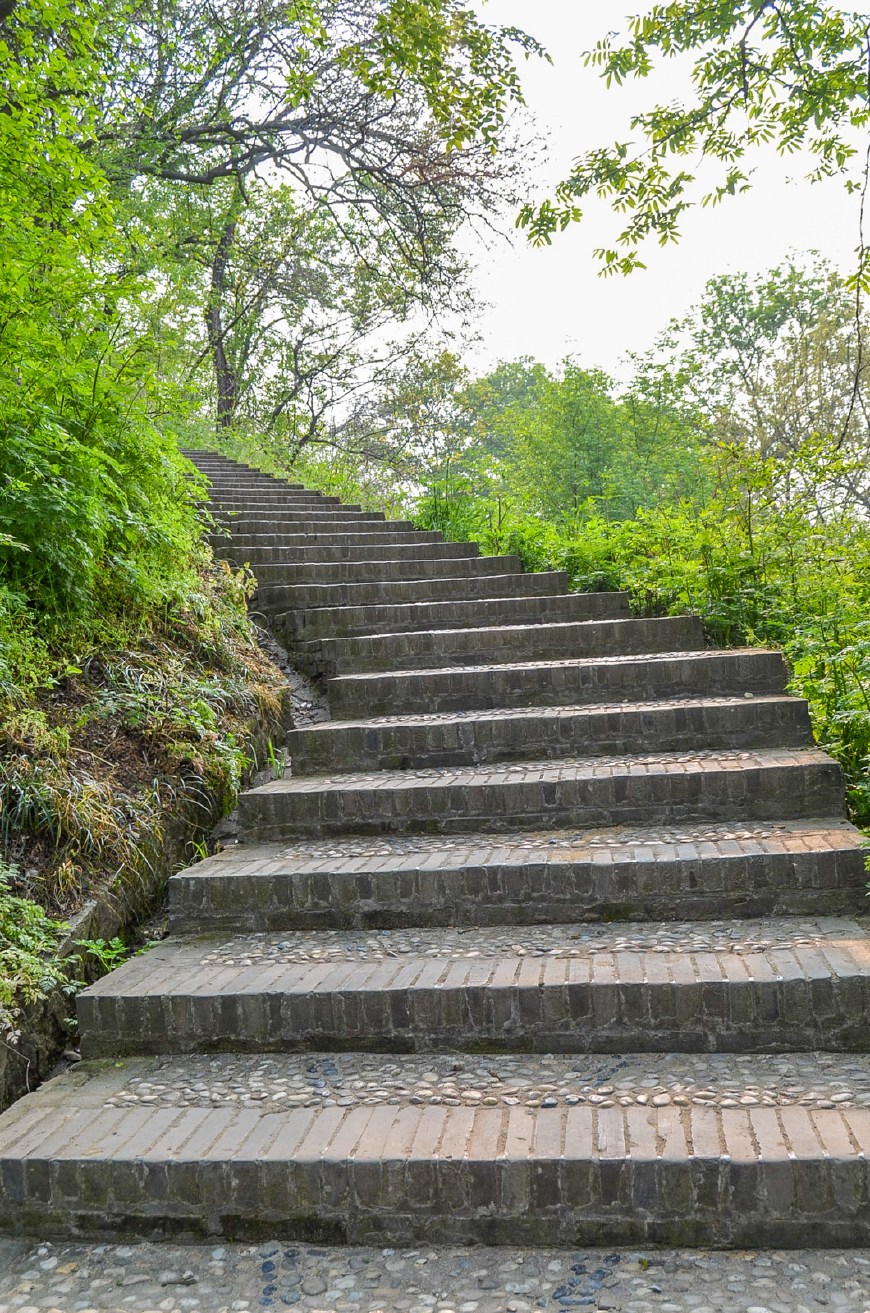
left=0, top=861, right=72, bottom=1044
left=518, top=3, right=870, bottom=277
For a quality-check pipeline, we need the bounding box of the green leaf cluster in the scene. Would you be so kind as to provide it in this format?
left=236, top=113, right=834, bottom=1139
left=518, top=2, right=870, bottom=275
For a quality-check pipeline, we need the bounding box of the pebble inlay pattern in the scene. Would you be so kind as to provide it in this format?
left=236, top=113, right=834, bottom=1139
left=100, top=1051, right=870, bottom=1113
left=197, top=917, right=865, bottom=969
left=202, top=820, right=850, bottom=868
left=1, top=1240, right=869, bottom=1313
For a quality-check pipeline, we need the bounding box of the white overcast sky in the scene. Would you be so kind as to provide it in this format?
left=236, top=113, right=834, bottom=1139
left=461, top=0, right=860, bottom=377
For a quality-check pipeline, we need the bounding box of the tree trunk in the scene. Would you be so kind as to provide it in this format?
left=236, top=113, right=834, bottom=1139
left=205, top=218, right=239, bottom=432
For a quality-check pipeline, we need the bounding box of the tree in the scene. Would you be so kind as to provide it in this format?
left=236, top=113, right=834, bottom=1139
left=642, top=259, right=870, bottom=513
left=518, top=2, right=870, bottom=279
left=84, top=0, right=536, bottom=438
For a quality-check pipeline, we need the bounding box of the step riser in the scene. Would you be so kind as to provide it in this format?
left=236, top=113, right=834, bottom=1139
left=287, top=700, right=813, bottom=775
left=280, top=592, right=631, bottom=641
left=77, top=960, right=870, bottom=1056
left=206, top=484, right=309, bottom=495
left=311, top=616, right=704, bottom=678
left=210, top=499, right=347, bottom=510
left=6, top=1126, right=870, bottom=1247
left=238, top=759, right=845, bottom=841
left=208, top=490, right=338, bottom=500
left=217, top=543, right=480, bottom=565
left=213, top=504, right=363, bottom=516
left=202, top=479, right=315, bottom=488
left=214, top=511, right=388, bottom=526
left=168, top=842, right=868, bottom=934
left=214, top=518, right=414, bottom=533
left=213, top=531, right=445, bottom=548
left=251, top=556, right=521, bottom=586
left=328, top=651, right=790, bottom=718
left=258, top=572, right=568, bottom=614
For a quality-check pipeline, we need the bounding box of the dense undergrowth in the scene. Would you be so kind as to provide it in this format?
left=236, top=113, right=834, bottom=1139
left=0, top=430, right=285, bottom=1045
left=413, top=440, right=870, bottom=830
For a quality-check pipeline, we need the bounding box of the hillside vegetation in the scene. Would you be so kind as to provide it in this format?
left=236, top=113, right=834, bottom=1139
left=206, top=260, right=870, bottom=833
left=0, top=0, right=532, bottom=1045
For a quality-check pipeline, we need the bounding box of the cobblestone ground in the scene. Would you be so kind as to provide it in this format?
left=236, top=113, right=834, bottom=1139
left=1, top=1241, right=869, bottom=1313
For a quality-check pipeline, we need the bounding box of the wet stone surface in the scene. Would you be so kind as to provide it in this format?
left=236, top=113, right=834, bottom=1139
left=196, top=918, right=863, bottom=969
left=100, top=1050, right=870, bottom=1113
left=1, top=1241, right=870, bottom=1312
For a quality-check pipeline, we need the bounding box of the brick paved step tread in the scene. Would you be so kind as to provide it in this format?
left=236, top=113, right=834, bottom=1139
left=75, top=914, right=870, bottom=1057
left=280, top=591, right=631, bottom=642
left=238, top=747, right=845, bottom=839
left=308, top=616, right=706, bottom=679
left=287, top=695, right=813, bottom=775
left=168, top=819, right=868, bottom=933
left=259, top=571, right=571, bottom=615
left=327, top=648, right=789, bottom=718
left=6, top=1053, right=870, bottom=1245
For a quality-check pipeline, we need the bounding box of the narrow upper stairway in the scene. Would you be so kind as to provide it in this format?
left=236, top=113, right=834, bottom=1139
left=1, top=449, right=869, bottom=1248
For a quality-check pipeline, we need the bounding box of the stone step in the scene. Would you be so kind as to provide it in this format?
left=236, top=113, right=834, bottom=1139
left=168, top=819, right=868, bottom=934
left=206, top=484, right=334, bottom=497
left=214, top=509, right=388, bottom=526
left=213, top=500, right=364, bottom=515
left=250, top=555, right=522, bottom=587
left=75, top=913, right=870, bottom=1057
left=280, top=591, right=631, bottom=642
left=238, top=748, right=845, bottom=840
left=308, top=615, right=704, bottom=678
left=220, top=541, right=481, bottom=566
left=214, top=516, right=418, bottom=534
left=199, top=475, right=308, bottom=485
left=256, top=571, right=569, bottom=616
left=211, top=496, right=359, bottom=512
left=327, top=648, right=789, bottom=718
left=5, top=1049, right=870, bottom=1244
left=213, top=529, right=447, bottom=548
left=206, top=481, right=310, bottom=495
left=287, top=696, right=813, bottom=776
left=203, top=475, right=303, bottom=487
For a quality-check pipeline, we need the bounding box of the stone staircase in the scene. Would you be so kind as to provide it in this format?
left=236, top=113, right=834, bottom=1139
left=2, top=450, right=870, bottom=1247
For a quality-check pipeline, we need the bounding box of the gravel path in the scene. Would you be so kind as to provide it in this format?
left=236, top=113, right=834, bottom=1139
left=0, top=1241, right=868, bottom=1312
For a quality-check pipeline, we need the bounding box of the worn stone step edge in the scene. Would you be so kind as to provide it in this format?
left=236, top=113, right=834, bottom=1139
left=214, top=529, right=447, bottom=546
left=285, top=695, right=813, bottom=775
left=168, top=818, right=868, bottom=933
left=222, top=542, right=481, bottom=565
left=237, top=748, right=845, bottom=839
left=214, top=519, right=419, bottom=535
left=280, top=591, right=631, bottom=642
left=326, top=649, right=789, bottom=718
left=257, top=572, right=571, bottom=616
left=250, top=555, right=524, bottom=586
left=310, top=616, right=706, bottom=678
left=215, top=510, right=389, bottom=524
